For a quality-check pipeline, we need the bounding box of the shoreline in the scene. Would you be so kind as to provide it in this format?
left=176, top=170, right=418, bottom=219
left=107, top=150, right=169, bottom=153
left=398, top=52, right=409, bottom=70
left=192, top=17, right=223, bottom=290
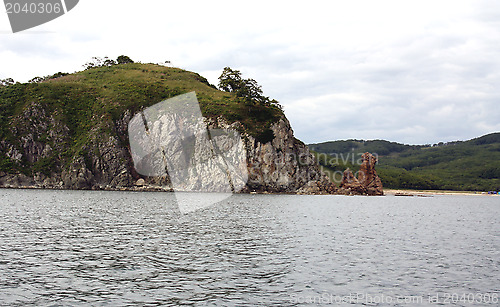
left=1, top=185, right=497, bottom=196
left=384, top=189, right=495, bottom=196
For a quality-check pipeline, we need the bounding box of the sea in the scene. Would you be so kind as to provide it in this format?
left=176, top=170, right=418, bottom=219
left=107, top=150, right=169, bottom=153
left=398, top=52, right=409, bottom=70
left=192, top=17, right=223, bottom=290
left=0, top=189, right=498, bottom=306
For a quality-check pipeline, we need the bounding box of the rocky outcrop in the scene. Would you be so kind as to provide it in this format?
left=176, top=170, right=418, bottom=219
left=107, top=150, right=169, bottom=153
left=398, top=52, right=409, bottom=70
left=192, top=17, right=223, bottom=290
left=244, top=118, right=337, bottom=194
left=338, top=168, right=367, bottom=195
left=0, top=99, right=337, bottom=194
left=0, top=101, right=138, bottom=191
left=338, top=152, right=384, bottom=195
left=358, top=152, right=384, bottom=195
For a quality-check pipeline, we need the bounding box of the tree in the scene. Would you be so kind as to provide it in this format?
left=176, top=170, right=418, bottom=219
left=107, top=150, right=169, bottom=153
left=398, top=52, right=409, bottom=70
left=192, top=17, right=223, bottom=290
left=83, top=57, right=103, bottom=69
left=103, top=57, right=116, bottom=66
left=218, top=67, right=282, bottom=109
left=218, top=67, right=264, bottom=103
left=117, top=55, right=134, bottom=64
left=240, top=78, right=264, bottom=103
left=218, top=67, right=243, bottom=93
left=49, top=72, right=69, bottom=79
left=0, top=78, right=15, bottom=87
left=29, top=76, right=45, bottom=83
left=83, top=56, right=117, bottom=70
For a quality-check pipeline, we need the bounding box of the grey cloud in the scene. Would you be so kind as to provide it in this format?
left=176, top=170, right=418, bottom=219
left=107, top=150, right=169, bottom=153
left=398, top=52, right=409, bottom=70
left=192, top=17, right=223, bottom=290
left=2, top=0, right=500, bottom=145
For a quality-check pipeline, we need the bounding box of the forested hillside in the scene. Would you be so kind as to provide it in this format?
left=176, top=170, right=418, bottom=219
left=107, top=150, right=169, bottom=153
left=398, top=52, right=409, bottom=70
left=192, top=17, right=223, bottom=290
left=309, top=133, right=500, bottom=191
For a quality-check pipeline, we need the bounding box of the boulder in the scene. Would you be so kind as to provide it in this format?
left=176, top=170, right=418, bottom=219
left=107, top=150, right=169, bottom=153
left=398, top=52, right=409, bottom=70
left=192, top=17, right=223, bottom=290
left=135, top=178, right=146, bottom=186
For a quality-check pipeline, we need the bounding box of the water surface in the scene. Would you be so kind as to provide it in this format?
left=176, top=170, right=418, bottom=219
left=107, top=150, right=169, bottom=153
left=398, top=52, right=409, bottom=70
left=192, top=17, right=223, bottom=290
left=0, top=190, right=498, bottom=306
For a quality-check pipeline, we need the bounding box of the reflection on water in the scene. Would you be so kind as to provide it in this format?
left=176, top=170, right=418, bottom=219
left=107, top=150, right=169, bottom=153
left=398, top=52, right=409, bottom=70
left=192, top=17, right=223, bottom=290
left=0, top=190, right=498, bottom=306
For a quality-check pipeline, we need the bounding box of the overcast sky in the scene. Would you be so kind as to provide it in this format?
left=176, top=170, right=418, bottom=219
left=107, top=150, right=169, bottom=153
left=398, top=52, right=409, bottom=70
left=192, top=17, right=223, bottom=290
left=1, top=0, right=499, bottom=144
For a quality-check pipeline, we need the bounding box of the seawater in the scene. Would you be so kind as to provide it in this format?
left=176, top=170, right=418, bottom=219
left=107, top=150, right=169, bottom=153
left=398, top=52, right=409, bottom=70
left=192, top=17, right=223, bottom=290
left=0, top=189, right=498, bottom=306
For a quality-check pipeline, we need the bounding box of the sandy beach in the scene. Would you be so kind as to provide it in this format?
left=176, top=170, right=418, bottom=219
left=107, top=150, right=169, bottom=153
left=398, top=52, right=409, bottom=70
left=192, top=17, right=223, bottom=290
left=384, top=189, right=497, bottom=196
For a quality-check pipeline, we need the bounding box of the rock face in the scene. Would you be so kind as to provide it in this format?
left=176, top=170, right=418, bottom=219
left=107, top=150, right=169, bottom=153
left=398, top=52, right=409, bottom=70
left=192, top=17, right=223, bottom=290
left=245, top=118, right=337, bottom=194
left=0, top=101, right=136, bottom=190
left=338, top=152, right=383, bottom=195
left=0, top=99, right=337, bottom=194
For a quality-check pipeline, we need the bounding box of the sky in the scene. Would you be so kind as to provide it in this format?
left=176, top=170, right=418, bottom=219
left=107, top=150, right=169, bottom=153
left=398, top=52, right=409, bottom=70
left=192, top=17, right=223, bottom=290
left=1, top=0, right=499, bottom=145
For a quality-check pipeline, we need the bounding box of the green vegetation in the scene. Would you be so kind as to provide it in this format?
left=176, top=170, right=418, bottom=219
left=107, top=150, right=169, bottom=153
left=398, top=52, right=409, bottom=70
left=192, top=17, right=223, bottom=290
left=309, top=134, right=500, bottom=191
left=0, top=82, right=27, bottom=139
left=0, top=59, right=284, bottom=174
left=116, top=55, right=134, bottom=65
left=217, top=67, right=283, bottom=142
left=0, top=78, right=15, bottom=86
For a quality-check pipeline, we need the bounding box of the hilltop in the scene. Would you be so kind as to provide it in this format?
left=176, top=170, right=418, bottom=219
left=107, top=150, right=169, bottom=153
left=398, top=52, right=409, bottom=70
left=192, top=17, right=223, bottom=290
left=309, top=133, right=500, bottom=191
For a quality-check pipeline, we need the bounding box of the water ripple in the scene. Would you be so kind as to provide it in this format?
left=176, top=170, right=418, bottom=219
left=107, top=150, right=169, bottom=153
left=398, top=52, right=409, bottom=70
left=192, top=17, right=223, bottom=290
left=0, top=190, right=498, bottom=306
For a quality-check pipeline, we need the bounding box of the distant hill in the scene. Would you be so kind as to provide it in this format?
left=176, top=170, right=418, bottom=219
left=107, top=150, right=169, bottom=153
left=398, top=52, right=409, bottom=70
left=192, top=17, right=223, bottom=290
left=309, top=133, right=500, bottom=191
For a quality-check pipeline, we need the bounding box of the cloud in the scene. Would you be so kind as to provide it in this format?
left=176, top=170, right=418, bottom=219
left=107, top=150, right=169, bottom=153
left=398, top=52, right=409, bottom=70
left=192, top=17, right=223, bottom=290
left=1, top=0, right=499, bottom=144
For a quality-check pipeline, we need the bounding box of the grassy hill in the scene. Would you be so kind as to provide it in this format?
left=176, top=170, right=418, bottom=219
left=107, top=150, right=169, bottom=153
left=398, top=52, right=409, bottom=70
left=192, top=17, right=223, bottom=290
left=0, top=62, right=283, bottom=176
left=309, top=133, right=500, bottom=191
